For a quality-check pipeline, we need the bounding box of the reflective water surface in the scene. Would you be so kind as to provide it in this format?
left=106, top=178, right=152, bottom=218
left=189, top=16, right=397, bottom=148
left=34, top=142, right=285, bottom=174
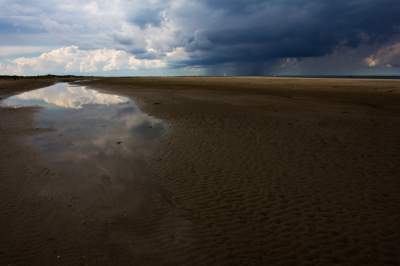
left=4, top=83, right=166, bottom=192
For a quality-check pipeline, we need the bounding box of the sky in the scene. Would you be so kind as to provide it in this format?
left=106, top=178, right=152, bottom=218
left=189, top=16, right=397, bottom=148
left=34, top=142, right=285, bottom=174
left=0, top=0, right=399, bottom=76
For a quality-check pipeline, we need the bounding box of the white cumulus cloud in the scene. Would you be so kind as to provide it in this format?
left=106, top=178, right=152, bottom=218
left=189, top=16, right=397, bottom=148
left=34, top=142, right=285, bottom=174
left=0, top=62, right=20, bottom=74
left=6, top=46, right=166, bottom=74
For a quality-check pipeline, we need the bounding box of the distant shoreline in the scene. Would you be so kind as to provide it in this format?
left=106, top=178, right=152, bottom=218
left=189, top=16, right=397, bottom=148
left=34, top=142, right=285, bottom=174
left=1, top=74, right=400, bottom=80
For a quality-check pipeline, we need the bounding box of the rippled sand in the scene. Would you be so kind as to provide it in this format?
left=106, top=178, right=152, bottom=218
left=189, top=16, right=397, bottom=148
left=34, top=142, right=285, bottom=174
left=1, top=77, right=399, bottom=265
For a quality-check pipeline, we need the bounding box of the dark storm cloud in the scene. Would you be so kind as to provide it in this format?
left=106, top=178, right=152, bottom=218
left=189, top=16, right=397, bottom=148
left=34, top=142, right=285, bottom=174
left=134, top=51, right=165, bottom=60
left=179, top=0, right=400, bottom=69
left=128, top=8, right=165, bottom=29
left=0, top=19, right=18, bottom=34
left=0, top=17, right=46, bottom=35
left=113, top=33, right=134, bottom=46
left=126, top=47, right=147, bottom=54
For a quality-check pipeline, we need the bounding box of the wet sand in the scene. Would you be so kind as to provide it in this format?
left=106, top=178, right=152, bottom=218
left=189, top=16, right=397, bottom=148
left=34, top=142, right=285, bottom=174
left=1, top=77, right=400, bottom=265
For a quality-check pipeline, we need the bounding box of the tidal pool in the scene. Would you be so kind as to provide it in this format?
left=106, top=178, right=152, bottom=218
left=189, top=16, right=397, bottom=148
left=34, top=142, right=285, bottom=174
left=4, top=82, right=166, bottom=193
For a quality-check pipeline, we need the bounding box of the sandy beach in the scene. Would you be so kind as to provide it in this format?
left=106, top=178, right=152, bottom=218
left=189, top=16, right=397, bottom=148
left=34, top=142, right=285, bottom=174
left=1, top=76, right=399, bottom=265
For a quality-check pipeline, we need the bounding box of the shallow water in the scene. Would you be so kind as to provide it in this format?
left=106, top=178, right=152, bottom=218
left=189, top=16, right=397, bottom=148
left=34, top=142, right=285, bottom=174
left=4, top=82, right=166, bottom=193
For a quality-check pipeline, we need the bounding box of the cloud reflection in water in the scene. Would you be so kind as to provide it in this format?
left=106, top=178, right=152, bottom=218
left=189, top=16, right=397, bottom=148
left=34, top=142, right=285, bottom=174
left=5, top=83, right=166, bottom=193
left=12, top=83, right=128, bottom=109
